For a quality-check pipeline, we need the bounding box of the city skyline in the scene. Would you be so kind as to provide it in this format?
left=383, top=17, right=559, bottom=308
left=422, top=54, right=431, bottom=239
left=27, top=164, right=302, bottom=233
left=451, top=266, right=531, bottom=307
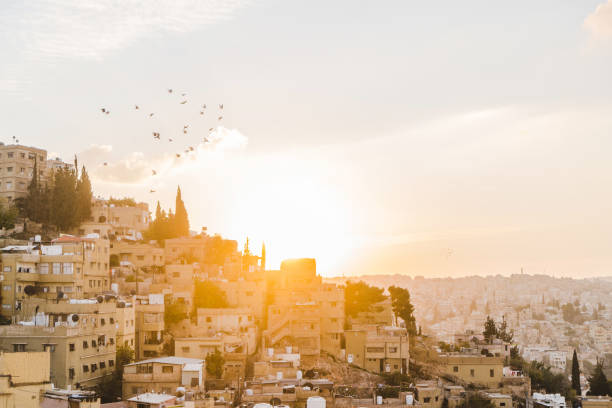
left=2, top=1, right=612, bottom=277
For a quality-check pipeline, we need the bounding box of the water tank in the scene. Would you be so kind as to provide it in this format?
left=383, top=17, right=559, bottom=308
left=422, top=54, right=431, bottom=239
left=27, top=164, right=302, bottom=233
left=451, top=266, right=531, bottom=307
left=253, top=404, right=272, bottom=408
left=376, top=396, right=383, bottom=405
left=307, top=396, right=326, bottom=408
left=405, top=395, right=414, bottom=405
left=296, top=370, right=302, bottom=380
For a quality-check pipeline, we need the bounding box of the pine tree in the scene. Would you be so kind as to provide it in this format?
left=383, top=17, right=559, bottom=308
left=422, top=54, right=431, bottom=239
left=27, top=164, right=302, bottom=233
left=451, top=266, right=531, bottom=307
left=587, top=359, right=611, bottom=396
left=571, top=350, right=581, bottom=396
left=483, top=316, right=498, bottom=344
left=51, top=167, right=79, bottom=231
left=388, top=286, right=417, bottom=337
left=76, top=165, right=93, bottom=223
left=174, top=186, right=190, bottom=237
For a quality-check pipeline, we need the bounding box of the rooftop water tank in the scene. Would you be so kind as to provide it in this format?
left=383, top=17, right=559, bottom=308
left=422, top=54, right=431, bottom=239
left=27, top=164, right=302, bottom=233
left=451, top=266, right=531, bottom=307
left=307, top=396, right=326, bottom=408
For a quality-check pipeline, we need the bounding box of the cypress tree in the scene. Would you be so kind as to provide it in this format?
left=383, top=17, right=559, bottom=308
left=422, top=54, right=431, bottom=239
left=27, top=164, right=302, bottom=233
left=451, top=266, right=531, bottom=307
left=174, top=186, right=190, bottom=237
left=51, top=167, right=79, bottom=231
left=76, top=165, right=93, bottom=223
left=571, top=350, right=581, bottom=396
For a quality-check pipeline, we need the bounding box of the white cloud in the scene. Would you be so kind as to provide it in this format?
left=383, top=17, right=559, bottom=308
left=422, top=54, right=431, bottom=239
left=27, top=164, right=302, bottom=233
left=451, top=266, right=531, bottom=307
left=585, top=0, right=612, bottom=40
left=1, top=0, right=249, bottom=61
left=84, top=126, right=247, bottom=184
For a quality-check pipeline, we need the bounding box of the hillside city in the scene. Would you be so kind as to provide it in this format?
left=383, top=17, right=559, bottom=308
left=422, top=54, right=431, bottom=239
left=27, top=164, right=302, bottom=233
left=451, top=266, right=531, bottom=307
left=0, top=142, right=611, bottom=408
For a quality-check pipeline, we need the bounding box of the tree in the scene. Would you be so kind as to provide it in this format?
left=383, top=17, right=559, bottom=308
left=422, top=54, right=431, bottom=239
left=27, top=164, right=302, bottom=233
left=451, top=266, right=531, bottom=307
left=174, top=186, right=190, bottom=237
left=75, top=165, right=93, bottom=223
left=0, top=203, right=18, bottom=230
left=587, top=359, right=611, bottom=396
left=483, top=316, right=498, bottom=344
left=97, top=345, right=134, bottom=403
left=458, top=394, right=495, bottom=408
left=192, top=281, right=229, bottom=315
left=497, top=318, right=514, bottom=343
left=206, top=349, right=225, bottom=379
left=344, top=281, right=386, bottom=319
left=165, top=301, right=188, bottom=327
left=571, top=350, right=582, bottom=396
left=388, top=286, right=417, bottom=336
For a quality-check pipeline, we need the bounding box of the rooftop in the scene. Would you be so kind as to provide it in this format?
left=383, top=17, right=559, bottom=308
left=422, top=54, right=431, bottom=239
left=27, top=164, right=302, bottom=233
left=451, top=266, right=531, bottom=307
left=128, top=393, right=176, bottom=403
left=126, top=356, right=203, bottom=366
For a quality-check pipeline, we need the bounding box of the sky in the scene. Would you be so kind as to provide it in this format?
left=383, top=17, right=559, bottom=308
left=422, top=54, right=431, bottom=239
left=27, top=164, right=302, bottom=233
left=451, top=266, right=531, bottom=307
left=1, top=0, right=612, bottom=278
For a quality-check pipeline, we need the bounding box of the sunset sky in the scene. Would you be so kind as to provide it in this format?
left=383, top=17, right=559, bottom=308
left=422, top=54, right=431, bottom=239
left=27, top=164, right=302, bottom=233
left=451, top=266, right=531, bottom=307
left=2, top=1, right=612, bottom=277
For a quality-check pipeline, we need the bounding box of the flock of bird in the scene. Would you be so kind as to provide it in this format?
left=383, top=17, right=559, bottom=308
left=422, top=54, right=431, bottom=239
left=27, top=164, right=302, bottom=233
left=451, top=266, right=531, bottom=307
left=99, top=88, right=226, bottom=193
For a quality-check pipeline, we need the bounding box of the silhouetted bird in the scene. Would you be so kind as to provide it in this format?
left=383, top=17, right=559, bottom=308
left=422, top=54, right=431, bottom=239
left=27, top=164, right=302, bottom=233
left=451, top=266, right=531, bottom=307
left=101, top=108, right=106, bottom=113
left=209, top=128, right=214, bottom=131
left=219, top=104, right=223, bottom=109
left=200, top=111, right=204, bottom=115
left=152, top=170, right=157, bottom=175
left=149, top=113, right=154, bottom=117
left=218, top=116, right=223, bottom=120
left=168, top=89, right=173, bottom=93
left=176, top=153, right=181, bottom=158
left=103, top=162, right=108, bottom=166
left=180, top=100, right=187, bottom=105
left=189, top=146, right=194, bottom=151
left=135, top=105, right=139, bottom=110
left=150, top=189, right=156, bottom=193
left=169, top=138, right=173, bottom=142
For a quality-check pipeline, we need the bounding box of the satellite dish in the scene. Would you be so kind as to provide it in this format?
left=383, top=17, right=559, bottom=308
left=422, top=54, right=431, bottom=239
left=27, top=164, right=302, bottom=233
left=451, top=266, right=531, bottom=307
left=117, top=301, right=126, bottom=308
left=96, top=296, right=104, bottom=303
left=71, top=314, right=79, bottom=322
left=24, top=285, right=36, bottom=296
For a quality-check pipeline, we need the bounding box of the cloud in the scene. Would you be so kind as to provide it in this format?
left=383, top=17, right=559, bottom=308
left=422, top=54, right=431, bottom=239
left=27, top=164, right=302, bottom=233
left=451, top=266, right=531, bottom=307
left=84, top=126, right=248, bottom=184
left=1, top=0, right=249, bottom=61
left=585, top=0, right=612, bottom=40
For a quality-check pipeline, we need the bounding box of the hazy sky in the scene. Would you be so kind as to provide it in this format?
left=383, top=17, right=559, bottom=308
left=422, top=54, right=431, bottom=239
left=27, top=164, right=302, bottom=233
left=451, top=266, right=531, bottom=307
left=2, top=1, right=612, bottom=277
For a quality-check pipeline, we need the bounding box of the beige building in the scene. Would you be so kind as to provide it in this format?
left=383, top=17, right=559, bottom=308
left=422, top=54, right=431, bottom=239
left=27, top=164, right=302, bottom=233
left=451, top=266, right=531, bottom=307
left=117, top=298, right=136, bottom=349
left=135, top=294, right=166, bottom=360
left=40, top=389, right=100, bottom=408
left=89, top=198, right=151, bottom=239
left=122, top=356, right=204, bottom=399
left=441, top=355, right=504, bottom=387
left=345, top=325, right=409, bottom=374
left=111, top=241, right=164, bottom=271
left=263, top=259, right=345, bottom=364
left=0, top=351, right=52, bottom=408
left=0, top=235, right=110, bottom=317
left=485, top=393, right=512, bottom=408
left=216, top=279, right=266, bottom=321
left=414, top=382, right=443, bottom=408
left=0, top=143, right=47, bottom=203
left=0, top=299, right=118, bottom=389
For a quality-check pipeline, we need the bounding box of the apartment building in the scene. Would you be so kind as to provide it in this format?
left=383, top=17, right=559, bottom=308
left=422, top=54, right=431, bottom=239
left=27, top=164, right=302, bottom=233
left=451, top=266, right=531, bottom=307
left=0, top=351, right=52, bottom=408
left=441, top=355, right=504, bottom=387
left=0, top=235, right=110, bottom=316
left=111, top=241, right=164, bottom=271
left=135, top=294, right=165, bottom=360
left=345, top=325, right=409, bottom=374
left=122, top=356, right=204, bottom=399
left=263, top=259, right=345, bottom=364
left=0, top=143, right=47, bottom=203
left=216, top=279, right=266, bottom=321
left=117, top=298, right=136, bottom=348
left=89, top=198, right=151, bottom=239
left=0, top=299, right=118, bottom=389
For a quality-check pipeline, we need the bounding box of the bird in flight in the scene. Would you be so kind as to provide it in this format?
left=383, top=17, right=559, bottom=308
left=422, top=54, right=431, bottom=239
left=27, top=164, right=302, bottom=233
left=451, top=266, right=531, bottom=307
left=152, top=170, right=157, bottom=175
left=176, top=153, right=181, bottom=158
left=202, top=104, right=207, bottom=109
left=135, top=105, right=139, bottom=110
left=180, top=100, right=187, bottom=105
left=150, top=189, right=156, bottom=193
left=209, top=127, right=214, bottom=132
left=200, top=111, right=205, bottom=115
left=169, top=138, right=173, bottom=142
left=103, top=162, right=108, bottom=166
left=188, top=146, right=194, bottom=151
left=219, top=104, right=223, bottom=109
left=181, top=92, right=187, bottom=97
left=153, top=132, right=160, bottom=139
left=168, top=89, right=173, bottom=93
left=218, top=116, right=223, bottom=121
left=149, top=113, right=154, bottom=117
left=101, top=108, right=107, bottom=113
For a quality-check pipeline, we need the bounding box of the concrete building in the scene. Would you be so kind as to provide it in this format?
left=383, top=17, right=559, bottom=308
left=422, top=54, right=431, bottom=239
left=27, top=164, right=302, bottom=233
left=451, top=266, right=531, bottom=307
left=531, top=393, right=567, bottom=408
left=582, top=397, right=612, bottom=408
left=122, top=356, right=204, bottom=399
left=40, top=389, right=100, bottom=408
left=111, top=241, right=164, bottom=271
left=485, top=393, right=512, bottom=408
left=0, top=351, right=52, bottom=408
left=0, top=143, right=47, bottom=203
left=0, top=235, right=110, bottom=316
left=345, top=325, right=409, bottom=374
left=89, top=198, right=151, bottom=240
left=0, top=299, right=118, bottom=389
left=263, top=259, right=345, bottom=364
left=117, top=298, right=136, bottom=348
left=441, top=355, right=504, bottom=387
left=134, top=294, right=165, bottom=360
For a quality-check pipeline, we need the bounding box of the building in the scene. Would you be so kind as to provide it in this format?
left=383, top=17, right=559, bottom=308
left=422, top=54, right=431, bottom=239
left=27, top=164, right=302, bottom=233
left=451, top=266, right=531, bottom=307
left=263, top=259, right=345, bottom=364
left=122, top=356, right=204, bottom=399
left=485, top=393, right=512, bottom=408
left=531, top=393, right=567, bottom=408
left=110, top=241, right=164, bottom=271
left=40, top=389, right=100, bottom=408
left=134, top=294, right=165, bottom=360
left=127, top=393, right=177, bottom=408
left=0, top=143, right=47, bottom=203
left=345, top=325, right=409, bottom=374
left=414, top=382, right=443, bottom=408
left=0, top=234, right=110, bottom=316
left=0, top=351, right=52, bottom=408
left=582, top=397, right=612, bottom=408
left=0, top=298, right=118, bottom=389
left=441, top=355, right=504, bottom=387
left=117, top=298, right=136, bottom=348
left=89, top=198, right=151, bottom=240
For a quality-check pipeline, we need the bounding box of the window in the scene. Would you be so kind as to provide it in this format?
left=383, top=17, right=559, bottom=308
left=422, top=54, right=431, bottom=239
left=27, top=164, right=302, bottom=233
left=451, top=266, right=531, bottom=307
left=109, top=360, right=114, bottom=367
left=389, top=347, right=398, bottom=353
left=109, top=338, right=114, bottom=345
left=12, top=344, right=26, bottom=352
left=500, top=403, right=506, bottom=407
left=453, top=366, right=459, bottom=372
left=91, top=363, right=97, bottom=372
left=162, top=366, right=174, bottom=373
left=7, top=167, right=12, bottom=172
left=82, top=365, right=89, bottom=373
left=63, top=286, right=73, bottom=293
left=69, top=343, right=75, bottom=351
left=3, top=266, right=11, bottom=272
left=63, top=263, right=73, bottom=274
left=137, top=364, right=153, bottom=374
left=191, top=377, right=199, bottom=387
left=39, top=263, right=49, bottom=274
left=182, top=347, right=190, bottom=353
left=100, top=361, right=106, bottom=369
left=69, top=368, right=75, bottom=379
left=20, top=167, right=25, bottom=174
left=110, top=317, right=114, bottom=324
left=490, top=369, right=495, bottom=377
left=423, top=397, right=431, bottom=403
left=83, top=341, right=88, bottom=349
left=52, top=263, right=60, bottom=274
left=470, top=369, right=475, bottom=377
left=101, top=318, right=105, bottom=326
left=7, top=152, right=13, bottom=158
left=43, top=344, right=56, bottom=352
left=2, top=285, right=11, bottom=291
left=20, top=153, right=25, bottom=159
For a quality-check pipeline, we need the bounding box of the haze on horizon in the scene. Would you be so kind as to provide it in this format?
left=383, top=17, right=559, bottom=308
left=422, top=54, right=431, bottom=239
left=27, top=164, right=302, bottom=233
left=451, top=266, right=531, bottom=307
left=2, top=0, right=612, bottom=278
